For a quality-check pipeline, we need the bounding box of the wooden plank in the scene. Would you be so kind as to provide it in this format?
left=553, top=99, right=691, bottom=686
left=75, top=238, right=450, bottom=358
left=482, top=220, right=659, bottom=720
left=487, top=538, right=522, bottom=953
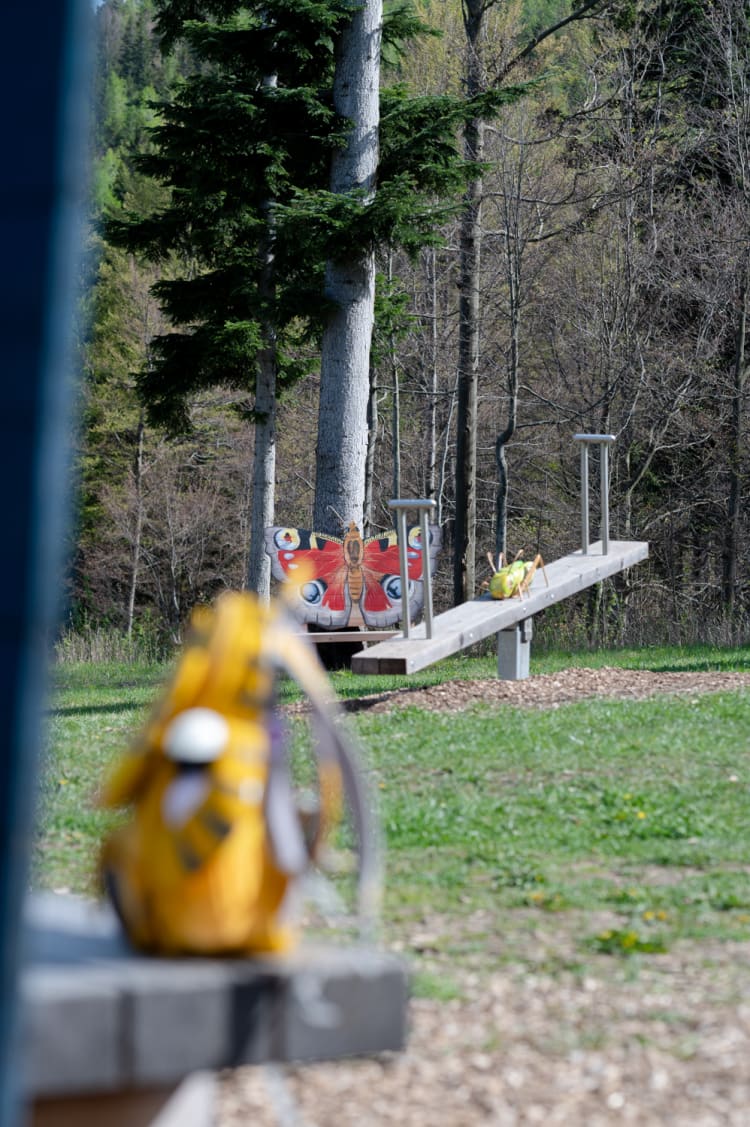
left=301, top=631, right=398, bottom=644
left=351, top=541, right=648, bottom=675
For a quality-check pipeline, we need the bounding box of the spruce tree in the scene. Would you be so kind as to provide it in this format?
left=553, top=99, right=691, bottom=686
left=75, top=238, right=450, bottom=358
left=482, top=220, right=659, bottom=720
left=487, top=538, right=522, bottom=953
left=110, top=1, right=351, bottom=592
left=110, top=0, right=502, bottom=592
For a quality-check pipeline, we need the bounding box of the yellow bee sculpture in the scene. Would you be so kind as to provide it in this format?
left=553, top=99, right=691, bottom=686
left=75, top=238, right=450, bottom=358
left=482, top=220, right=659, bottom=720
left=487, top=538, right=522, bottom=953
left=100, top=591, right=378, bottom=957
left=485, top=550, right=549, bottom=600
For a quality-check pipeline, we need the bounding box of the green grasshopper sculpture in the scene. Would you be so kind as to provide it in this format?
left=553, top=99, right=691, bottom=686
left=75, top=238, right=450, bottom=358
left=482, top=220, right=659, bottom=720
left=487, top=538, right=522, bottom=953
left=485, top=550, right=549, bottom=600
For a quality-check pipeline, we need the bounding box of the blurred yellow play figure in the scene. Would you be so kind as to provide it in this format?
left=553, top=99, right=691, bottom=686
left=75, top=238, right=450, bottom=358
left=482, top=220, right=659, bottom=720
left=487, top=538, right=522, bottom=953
left=100, top=591, right=377, bottom=956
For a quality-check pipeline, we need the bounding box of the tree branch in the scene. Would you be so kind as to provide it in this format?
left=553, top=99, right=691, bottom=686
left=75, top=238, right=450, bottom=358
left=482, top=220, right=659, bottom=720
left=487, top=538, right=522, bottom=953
left=501, top=0, right=609, bottom=80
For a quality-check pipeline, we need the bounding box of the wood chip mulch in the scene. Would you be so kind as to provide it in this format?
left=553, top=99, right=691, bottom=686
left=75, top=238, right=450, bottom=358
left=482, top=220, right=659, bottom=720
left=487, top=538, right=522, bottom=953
left=313, top=666, right=750, bottom=715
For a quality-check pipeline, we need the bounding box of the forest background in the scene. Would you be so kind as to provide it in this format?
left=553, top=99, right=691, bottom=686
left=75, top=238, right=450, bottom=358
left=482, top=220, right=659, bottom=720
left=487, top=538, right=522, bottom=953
left=73, top=0, right=750, bottom=659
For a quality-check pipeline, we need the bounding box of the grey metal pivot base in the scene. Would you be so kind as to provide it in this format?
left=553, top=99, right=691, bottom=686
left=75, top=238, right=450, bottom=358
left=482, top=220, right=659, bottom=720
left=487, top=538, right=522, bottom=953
left=497, top=618, right=533, bottom=680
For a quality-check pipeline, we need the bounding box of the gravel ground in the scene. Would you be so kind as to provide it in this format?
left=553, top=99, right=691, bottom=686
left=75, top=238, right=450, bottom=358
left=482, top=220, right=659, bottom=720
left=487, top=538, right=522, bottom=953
left=220, top=943, right=750, bottom=1125
left=220, top=669, right=750, bottom=1126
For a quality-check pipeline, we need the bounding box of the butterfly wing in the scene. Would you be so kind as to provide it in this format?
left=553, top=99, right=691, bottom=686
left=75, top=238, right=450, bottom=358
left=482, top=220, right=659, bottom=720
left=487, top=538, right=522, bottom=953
left=264, top=527, right=351, bottom=627
left=359, top=524, right=442, bottom=628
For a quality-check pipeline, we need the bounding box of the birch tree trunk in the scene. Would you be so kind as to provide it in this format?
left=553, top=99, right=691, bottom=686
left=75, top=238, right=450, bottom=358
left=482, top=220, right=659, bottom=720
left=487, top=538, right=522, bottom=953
left=314, top=0, right=382, bottom=537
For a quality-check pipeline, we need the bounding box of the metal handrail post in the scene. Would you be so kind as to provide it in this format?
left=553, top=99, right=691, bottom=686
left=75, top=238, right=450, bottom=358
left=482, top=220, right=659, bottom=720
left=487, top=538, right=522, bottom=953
left=420, top=506, right=435, bottom=638
left=600, top=441, right=610, bottom=554
left=396, top=507, right=410, bottom=638
left=580, top=442, right=589, bottom=554
left=388, top=498, right=438, bottom=638
left=573, top=434, right=616, bottom=556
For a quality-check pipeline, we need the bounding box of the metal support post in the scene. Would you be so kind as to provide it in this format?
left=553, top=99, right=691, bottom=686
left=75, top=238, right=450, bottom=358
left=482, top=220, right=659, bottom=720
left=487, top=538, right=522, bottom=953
left=388, top=499, right=438, bottom=639
left=497, top=617, right=533, bottom=680
left=573, top=434, right=616, bottom=555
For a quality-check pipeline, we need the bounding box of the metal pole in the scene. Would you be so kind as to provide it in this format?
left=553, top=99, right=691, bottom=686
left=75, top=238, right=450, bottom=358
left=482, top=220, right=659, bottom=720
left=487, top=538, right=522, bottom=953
left=574, top=435, right=616, bottom=555
left=420, top=508, right=435, bottom=639
left=388, top=499, right=437, bottom=639
left=395, top=508, right=410, bottom=637
left=600, top=442, right=610, bottom=555
left=580, top=443, right=589, bottom=555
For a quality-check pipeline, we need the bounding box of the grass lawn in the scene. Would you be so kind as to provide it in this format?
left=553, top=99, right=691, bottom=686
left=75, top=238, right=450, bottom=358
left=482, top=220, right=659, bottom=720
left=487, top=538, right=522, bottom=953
left=36, top=644, right=750, bottom=997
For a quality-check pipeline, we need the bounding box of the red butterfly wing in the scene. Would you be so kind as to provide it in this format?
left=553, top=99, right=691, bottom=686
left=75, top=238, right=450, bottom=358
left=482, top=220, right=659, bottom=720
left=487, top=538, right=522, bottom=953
left=359, top=526, right=441, bottom=628
left=264, top=528, right=350, bottom=627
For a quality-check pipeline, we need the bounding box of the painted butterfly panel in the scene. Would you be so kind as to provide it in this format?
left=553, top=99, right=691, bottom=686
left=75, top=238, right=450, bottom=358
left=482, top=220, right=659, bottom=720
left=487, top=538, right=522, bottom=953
left=264, top=520, right=442, bottom=629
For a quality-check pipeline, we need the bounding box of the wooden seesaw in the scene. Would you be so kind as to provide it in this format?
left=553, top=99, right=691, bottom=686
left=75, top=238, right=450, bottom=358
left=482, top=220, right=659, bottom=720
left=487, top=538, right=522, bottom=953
left=351, top=436, right=649, bottom=680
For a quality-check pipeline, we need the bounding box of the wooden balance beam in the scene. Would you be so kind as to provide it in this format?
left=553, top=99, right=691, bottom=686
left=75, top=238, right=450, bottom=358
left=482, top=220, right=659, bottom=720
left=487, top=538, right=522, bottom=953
left=351, top=540, right=649, bottom=676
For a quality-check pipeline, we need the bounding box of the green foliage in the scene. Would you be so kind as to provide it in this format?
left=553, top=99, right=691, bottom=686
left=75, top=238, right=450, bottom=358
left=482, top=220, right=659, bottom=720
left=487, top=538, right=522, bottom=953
left=586, top=927, right=668, bottom=955
left=37, top=645, right=750, bottom=976
left=105, top=0, right=523, bottom=434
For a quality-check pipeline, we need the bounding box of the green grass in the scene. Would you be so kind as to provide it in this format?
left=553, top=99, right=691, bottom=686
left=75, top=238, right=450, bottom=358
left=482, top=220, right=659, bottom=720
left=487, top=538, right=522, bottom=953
left=36, top=646, right=750, bottom=975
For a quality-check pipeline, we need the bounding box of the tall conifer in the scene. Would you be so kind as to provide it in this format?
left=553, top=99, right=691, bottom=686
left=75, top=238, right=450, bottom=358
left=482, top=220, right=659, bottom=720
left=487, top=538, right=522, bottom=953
left=110, top=0, right=502, bottom=591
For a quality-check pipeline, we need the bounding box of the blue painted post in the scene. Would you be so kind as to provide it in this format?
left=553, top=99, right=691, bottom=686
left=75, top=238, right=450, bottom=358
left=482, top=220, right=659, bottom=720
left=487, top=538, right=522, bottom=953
left=0, top=4, right=90, bottom=1124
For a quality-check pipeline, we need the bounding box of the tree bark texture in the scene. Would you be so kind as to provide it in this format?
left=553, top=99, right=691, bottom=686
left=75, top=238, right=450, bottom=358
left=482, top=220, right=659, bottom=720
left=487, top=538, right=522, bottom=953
left=247, top=72, right=278, bottom=599
left=314, top=0, right=382, bottom=537
left=247, top=339, right=276, bottom=598
left=723, top=274, right=747, bottom=610
left=126, top=413, right=145, bottom=636
left=453, top=1, right=485, bottom=604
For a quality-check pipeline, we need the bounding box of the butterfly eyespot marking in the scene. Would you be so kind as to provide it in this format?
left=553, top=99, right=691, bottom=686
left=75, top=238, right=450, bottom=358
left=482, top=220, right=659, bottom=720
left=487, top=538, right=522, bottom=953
left=274, top=528, right=301, bottom=550
left=383, top=574, right=415, bottom=603
left=301, top=579, right=327, bottom=606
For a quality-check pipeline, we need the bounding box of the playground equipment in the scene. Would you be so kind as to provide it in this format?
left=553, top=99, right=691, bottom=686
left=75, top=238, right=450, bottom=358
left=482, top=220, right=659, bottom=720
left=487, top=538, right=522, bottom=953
left=352, top=435, right=648, bottom=680
left=485, top=550, right=549, bottom=600
left=265, top=515, right=440, bottom=633
left=387, top=499, right=438, bottom=638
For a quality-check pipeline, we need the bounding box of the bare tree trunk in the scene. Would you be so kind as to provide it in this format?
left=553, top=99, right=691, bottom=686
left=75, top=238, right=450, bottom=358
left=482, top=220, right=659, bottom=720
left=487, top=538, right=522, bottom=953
left=454, top=0, right=490, bottom=604
left=364, top=363, right=378, bottom=535
left=494, top=132, right=523, bottom=559
left=723, top=273, right=747, bottom=611
left=126, top=412, right=145, bottom=638
left=247, top=339, right=276, bottom=597
left=314, top=0, right=382, bottom=537
left=425, top=246, right=438, bottom=500
left=247, top=71, right=278, bottom=598
left=392, top=357, right=401, bottom=499
left=388, top=252, right=401, bottom=502
left=453, top=27, right=485, bottom=603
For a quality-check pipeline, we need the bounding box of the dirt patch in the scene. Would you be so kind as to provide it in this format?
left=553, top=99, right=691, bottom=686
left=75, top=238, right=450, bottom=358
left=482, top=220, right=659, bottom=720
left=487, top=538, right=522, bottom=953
left=338, top=667, right=750, bottom=714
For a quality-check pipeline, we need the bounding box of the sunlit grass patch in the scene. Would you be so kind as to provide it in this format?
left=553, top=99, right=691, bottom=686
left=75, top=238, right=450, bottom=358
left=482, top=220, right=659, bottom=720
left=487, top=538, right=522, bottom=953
left=36, top=645, right=750, bottom=972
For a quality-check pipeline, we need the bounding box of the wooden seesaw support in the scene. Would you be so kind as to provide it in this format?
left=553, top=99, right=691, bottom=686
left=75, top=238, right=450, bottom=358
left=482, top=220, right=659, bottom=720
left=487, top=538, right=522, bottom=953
left=352, top=436, right=648, bottom=679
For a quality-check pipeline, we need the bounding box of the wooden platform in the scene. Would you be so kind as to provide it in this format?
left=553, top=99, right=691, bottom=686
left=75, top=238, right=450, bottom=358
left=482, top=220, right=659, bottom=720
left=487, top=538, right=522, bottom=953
left=303, top=630, right=397, bottom=644
left=351, top=541, right=649, bottom=676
